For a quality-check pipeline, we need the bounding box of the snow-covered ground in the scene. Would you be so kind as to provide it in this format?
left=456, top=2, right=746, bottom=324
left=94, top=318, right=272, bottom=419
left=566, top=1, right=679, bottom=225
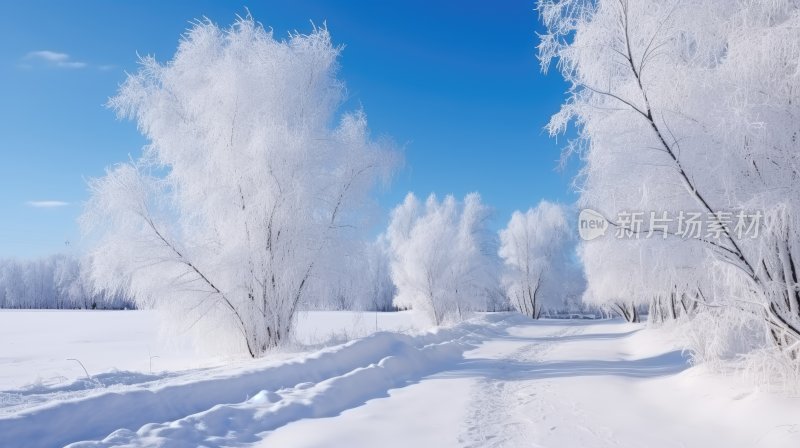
left=0, top=310, right=421, bottom=391
left=1, top=311, right=799, bottom=447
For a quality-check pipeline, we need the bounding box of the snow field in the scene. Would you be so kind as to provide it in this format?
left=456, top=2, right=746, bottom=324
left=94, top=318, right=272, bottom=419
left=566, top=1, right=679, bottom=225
left=2, top=311, right=799, bottom=447
left=0, top=311, right=509, bottom=447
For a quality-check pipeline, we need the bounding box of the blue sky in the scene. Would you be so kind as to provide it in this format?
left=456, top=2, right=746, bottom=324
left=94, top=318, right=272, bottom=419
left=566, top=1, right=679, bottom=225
left=0, top=0, right=576, bottom=259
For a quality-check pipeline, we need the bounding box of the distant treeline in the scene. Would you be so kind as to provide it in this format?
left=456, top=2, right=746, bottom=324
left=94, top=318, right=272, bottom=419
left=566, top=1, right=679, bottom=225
left=0, top=254, right=134, bottom=309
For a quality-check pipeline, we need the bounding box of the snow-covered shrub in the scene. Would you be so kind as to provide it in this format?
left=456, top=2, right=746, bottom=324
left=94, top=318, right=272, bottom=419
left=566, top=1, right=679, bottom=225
left=682, top=308, right=766, bottom=368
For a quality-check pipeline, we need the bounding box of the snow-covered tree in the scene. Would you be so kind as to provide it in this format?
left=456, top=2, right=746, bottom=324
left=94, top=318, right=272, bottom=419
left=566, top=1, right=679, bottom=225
left=387, top=193, right=498, bottom=325
left=82, top=17, right=396, bottom=357
left=0, top=255, right=131, bottom=309
left=308, top=237, right=395, bottom=312
left=539, top=0, right=800, bottom=371
left=499, top=201, right=580, bottom=319
left=361, top=236, right=397, bottom=312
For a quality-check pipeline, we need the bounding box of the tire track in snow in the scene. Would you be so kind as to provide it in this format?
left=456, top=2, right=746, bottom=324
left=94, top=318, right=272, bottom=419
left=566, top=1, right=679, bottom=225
left=460, top=324, right=584, bottom=448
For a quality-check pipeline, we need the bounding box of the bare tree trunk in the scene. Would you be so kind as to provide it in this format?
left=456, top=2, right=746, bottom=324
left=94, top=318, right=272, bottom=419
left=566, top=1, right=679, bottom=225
left=669, top=291, right=677, bottom=320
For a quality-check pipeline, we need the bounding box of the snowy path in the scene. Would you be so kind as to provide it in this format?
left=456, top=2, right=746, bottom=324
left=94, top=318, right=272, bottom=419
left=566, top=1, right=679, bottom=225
left=263, top=318, right=800, bottom=448
left=3, top=315, right=800, bottom=447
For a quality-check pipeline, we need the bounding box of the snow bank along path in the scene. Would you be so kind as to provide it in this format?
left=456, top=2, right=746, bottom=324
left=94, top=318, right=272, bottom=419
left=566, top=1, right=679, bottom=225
left=3, top=314, right=800, bottom=447
left=0, top=314, right=510, bottom=447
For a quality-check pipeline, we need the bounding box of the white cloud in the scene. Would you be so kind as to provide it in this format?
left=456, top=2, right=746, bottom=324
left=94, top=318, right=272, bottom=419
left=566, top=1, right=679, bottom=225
left=24, top=50, right=87, bottom=69
left=26, top=200, right=70, bottom=208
